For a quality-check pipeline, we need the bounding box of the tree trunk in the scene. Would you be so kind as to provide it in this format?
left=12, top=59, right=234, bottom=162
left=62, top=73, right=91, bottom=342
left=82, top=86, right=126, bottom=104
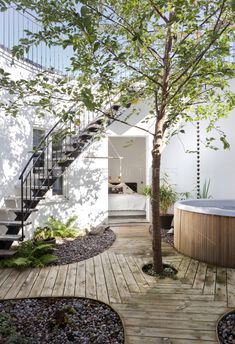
left=151, top=117, right=164, bottom=273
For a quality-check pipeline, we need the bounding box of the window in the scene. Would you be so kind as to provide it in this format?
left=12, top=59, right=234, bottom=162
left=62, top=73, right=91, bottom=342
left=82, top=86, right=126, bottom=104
left=52, top=176, right=63, bottom=195
left=52, top=135, right=64, bottom=195
left=33, top=128, right=45, bottom=168
left=33, top=128, right=64, bottom=196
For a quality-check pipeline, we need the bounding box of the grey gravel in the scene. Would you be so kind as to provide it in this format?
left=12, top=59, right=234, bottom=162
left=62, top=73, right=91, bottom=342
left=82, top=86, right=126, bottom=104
left=0, top=298, right=124, bottom=344
left=53, top=229, right=116, bottom=265
left=218, top=312, right=235, bottom=343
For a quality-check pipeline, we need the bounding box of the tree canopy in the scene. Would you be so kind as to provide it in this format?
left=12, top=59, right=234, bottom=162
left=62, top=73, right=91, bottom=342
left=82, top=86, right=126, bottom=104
left=1, top=0, right=235, bottom=272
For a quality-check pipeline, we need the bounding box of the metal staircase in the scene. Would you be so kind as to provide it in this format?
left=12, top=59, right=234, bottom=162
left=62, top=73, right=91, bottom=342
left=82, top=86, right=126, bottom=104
left=0, top=107, right=120, bottom=256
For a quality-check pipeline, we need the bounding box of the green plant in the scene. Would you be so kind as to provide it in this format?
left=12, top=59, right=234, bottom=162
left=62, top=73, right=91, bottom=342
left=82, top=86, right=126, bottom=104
left=0, top=313, right=29, bottom=343
left=0, top=241, right=57, bottom=268
left=34, top=216, right=82, bottom=241
left=140, top=185, right=152, bottom=197
left=199, top=179, right=212, bottom=199
left=160, top=175, right=177, bottom=214
left=179, top=191, right=191, bottom=200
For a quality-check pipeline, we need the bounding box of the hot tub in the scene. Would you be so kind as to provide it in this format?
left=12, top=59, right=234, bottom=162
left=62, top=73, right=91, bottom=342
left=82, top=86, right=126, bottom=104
left=174, top=199, right=235, bottom=268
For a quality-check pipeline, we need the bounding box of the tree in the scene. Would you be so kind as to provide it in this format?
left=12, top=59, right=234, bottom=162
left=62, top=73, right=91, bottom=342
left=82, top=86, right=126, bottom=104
left=1, top=0, right=235, bottom=273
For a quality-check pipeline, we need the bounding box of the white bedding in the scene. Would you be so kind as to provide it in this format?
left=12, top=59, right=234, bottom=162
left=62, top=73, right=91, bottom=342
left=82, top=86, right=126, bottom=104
left=108, top=193, right=146, bottom=211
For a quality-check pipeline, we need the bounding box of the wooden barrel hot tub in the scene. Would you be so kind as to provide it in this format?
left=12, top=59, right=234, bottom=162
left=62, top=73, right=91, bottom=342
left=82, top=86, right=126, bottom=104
left=174, top=200, right=235, bottom=268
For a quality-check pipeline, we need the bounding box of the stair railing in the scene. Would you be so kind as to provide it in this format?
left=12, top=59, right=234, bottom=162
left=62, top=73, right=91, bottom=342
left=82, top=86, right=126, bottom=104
left=18, top=105, right=122, bottom=240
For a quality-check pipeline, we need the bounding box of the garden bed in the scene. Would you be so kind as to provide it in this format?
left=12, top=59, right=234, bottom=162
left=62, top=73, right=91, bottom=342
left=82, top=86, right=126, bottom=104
left=217, top=310, right=235, bottom=343
left=0, top=298, right=124, bottom=344
left=53, top=228, right=116, bottom=265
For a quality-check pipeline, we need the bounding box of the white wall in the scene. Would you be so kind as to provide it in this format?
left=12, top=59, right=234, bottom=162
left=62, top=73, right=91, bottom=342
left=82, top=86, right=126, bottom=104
left=2, top=45, right=235, bottom=238
left=161, top=111, right=235, bottom=199
left=0, top=50, right=109, bottom=238
left=26, top=138, right=108, bottom=238
left=0, top=49, right=56, bottom=206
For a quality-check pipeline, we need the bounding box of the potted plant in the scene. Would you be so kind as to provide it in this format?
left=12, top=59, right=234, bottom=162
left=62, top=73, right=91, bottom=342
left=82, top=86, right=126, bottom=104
left=33, top=226, right=56, bottom=245
left=33, top=216, right=80, bottom=245
left=160, top=176, right=178, bottom=229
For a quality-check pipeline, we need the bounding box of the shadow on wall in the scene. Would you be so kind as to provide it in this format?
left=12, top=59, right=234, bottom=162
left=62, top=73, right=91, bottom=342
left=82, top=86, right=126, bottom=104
left=0, top=109, right=33, bottom=200
left=25, top=141, right=108, bottom=238
left=109, top=100, right=154, bottom=135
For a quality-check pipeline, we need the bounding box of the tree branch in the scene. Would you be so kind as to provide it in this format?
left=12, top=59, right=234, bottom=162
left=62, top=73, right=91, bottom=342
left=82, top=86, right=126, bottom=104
left=148, top=0, right=169, bottom=23
left=171, top=6, right=222, bottom=59
left=170, top=22, right=231, bottom=102
left=86, top=2, right=164, bottom=65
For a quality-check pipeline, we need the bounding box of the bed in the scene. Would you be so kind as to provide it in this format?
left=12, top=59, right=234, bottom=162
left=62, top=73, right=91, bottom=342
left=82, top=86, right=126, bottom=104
left=108, top=182, right=147, bottom=217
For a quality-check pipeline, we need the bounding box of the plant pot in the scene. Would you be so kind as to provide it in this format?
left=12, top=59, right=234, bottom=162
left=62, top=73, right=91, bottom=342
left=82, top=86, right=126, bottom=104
left=35, top=238, right=56, bottom=246
left=160, top=214, right=174, bottom=229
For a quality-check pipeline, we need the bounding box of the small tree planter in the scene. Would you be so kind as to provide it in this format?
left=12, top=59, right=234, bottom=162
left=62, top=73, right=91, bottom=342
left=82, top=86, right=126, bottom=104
left=217, top=309, right=235, bottom=343
left=142, top=262, right=178, bottom=279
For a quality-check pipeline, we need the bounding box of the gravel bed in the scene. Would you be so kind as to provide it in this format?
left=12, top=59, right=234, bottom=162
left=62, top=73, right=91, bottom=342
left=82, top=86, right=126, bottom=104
left=53, top=229, right=116, bottom=265
left=217, top=311, right=235, bottom=343
left=0, top=298, right=124, bottom=344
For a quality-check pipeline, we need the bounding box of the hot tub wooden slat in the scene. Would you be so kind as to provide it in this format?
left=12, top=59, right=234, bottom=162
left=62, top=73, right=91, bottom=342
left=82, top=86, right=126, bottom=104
left=174, top=207, right=235, bottom=268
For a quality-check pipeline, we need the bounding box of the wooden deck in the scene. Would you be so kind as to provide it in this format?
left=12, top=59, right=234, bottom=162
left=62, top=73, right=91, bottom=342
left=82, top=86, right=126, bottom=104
left=0, top=225, right=234, bottom=343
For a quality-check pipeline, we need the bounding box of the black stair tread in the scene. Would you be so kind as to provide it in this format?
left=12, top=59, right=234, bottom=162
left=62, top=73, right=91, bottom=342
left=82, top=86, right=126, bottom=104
left=86, top=123, right=102, bottom=130
left=0, top=234, right=21, bottom=241
left=6, top=208, right=38, bottom=213
left=24, top=197, right=45, bottom=200
left=52, top=156, right=74, bottom=161
left=80, top=132, right=94, bottom=137
left=0, top=250, right=16, bottom=257
left=0, top=221, right=31, bottom=226
left=38, top=176, right=56, bottom=179
left=5, top=196, right=45, bottom=200
left=92, top=117, right=104, bottom=125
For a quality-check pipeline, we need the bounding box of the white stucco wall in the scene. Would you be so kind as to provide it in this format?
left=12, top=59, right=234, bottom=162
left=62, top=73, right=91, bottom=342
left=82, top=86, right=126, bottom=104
left=161, top=109, right=235, bottom=199
left=1, top=46, right=235, bottom=238
left=0, top=50, right=108, bottom=238
left=0, top=49, right=56, bottom=206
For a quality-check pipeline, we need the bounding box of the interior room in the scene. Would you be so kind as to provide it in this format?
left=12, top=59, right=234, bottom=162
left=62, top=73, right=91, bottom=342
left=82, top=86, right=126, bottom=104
left=108, top=136, right=147, bottom=223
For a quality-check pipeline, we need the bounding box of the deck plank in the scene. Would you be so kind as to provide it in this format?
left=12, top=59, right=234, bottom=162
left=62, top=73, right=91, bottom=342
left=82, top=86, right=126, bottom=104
left=64, top=263, right=77, bottom=297
left=29, top=267, right=50, bottom=298
left=40, top=265, right=59, bottom=297
left=75, top=260, right=86, bottom=297
left=52, top=264, right=68, bottom=297
left=203, top=266, right=216, bottom=295
left=193, top=262, right=207, bottom=289
left=116, top=254, right=140, bottom=293
left=4, top=268, right=31, bottom=299
left=108, top=252, right=130, bottom=299
left=0, top=224, right=234, bottom=344
left=227, top=268, right=235, bottom=307
left=94, top=254, right=109, bottom=304
left=0, top=270, right=20, bottom=299
left=100, top=251, right=121, bottom=303
left=215, top=267, right=227, bottom=301
left=16, top=268, right=41, bottom=298
left=85, top=258, right=97, bottom=299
